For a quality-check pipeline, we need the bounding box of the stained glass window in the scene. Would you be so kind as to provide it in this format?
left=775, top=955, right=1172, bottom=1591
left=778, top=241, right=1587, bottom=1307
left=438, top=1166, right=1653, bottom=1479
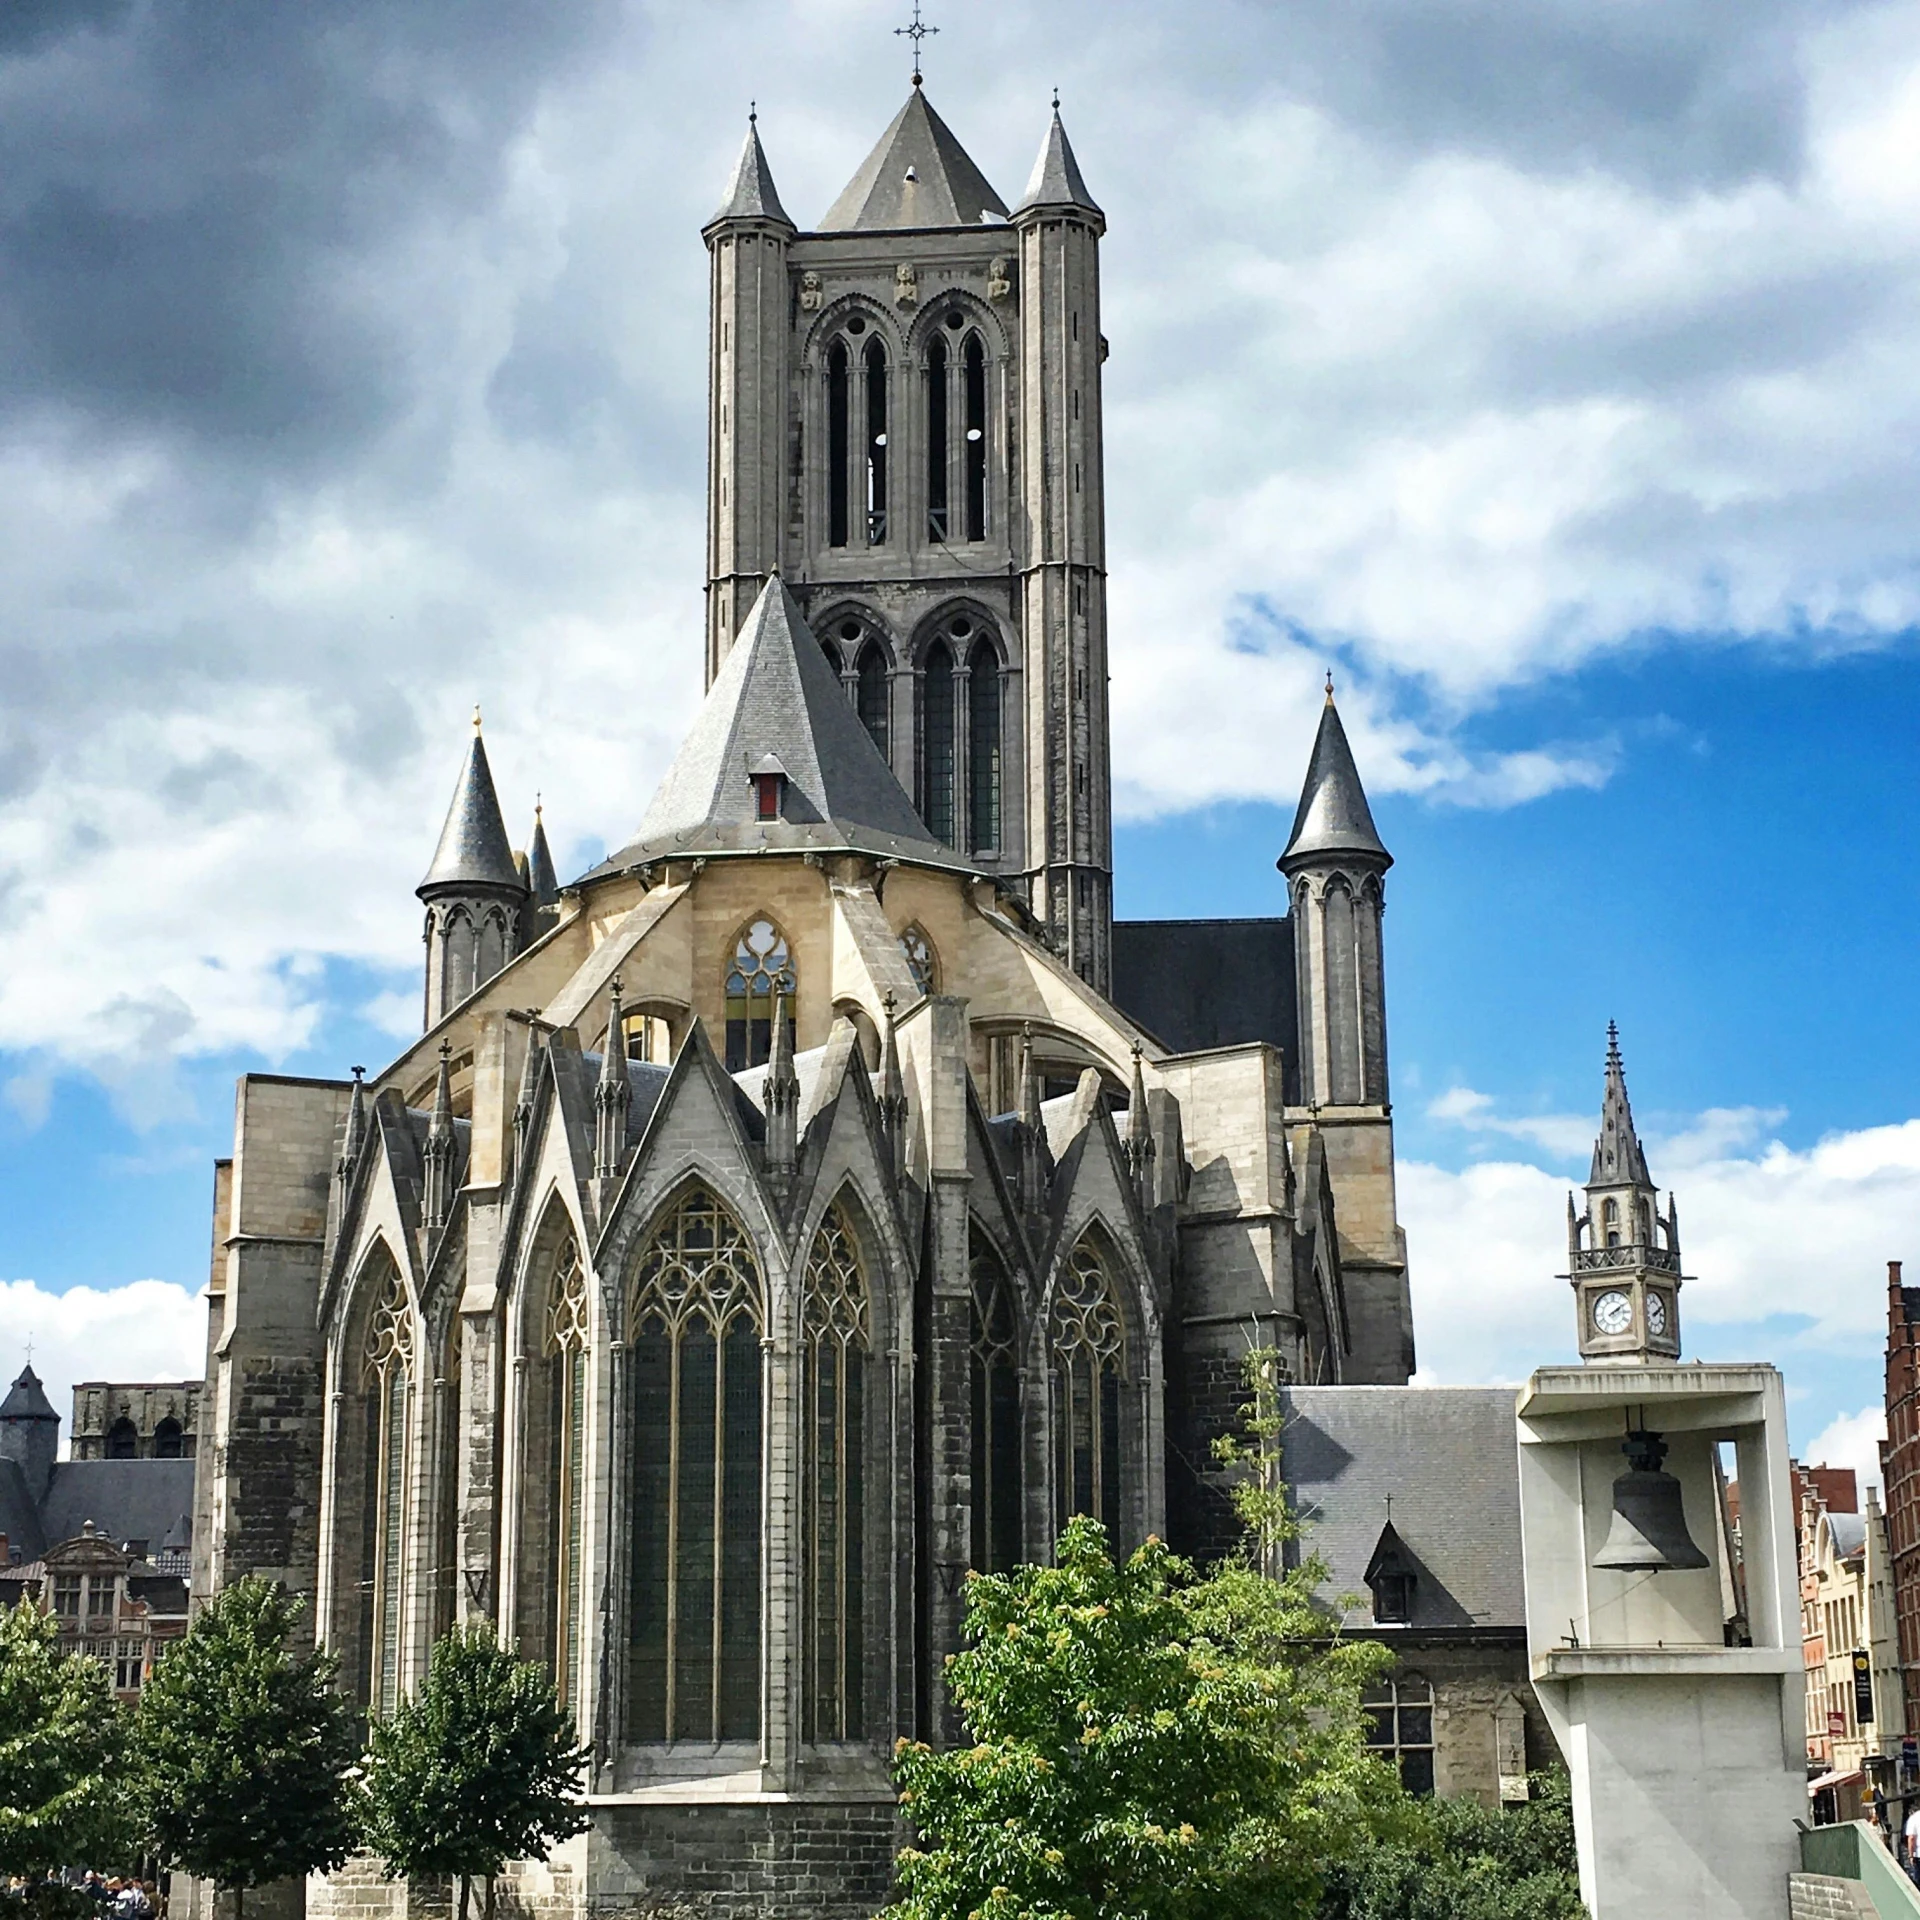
left=724, top=918, right=795, bottom=1073
left=970, top=1228, right=1022, bottom=1573
left=1050, top=1237, right=1125, bottom=1542
left=362, top=1258, right=413, bottom=1716
left=547, top=1239, right=590, bottom=1709
left=627, top=1187, right=764, bottom=1745
left=803, top=1202, right=869, bottom=1742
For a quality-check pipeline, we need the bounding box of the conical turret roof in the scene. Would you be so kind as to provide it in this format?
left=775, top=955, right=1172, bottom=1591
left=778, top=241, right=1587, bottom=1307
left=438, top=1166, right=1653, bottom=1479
left=586, top=577, right=973, bottom=878
left=820, top=88, right=1008, bottom=231
left=708, top=116, right=792, bottom=230
left=419, top=719, right=524, bottom=897
left=0, top=1364, right=56, bottom=1423
left=1280, top=689, right=1390, bottom=868
left=527, top=805, right=559, bottom=909
left=1015, top=105, right=1101, bottom=218
left=1589, top=1022, right=1653, bottom=1187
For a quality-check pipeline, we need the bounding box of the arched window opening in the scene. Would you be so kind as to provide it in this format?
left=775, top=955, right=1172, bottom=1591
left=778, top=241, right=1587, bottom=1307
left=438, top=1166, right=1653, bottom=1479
left=627, top=1187, right=764, bottom=1745
left=107, top=1417, right=139, bottom=1460
left=1050, top=1237, right=1125, bottom=1541
left=925, top=333, right=950, bottom=541
left=920, top=644, right=955, bottom=846
left=827, top=342, right=850, bottom=549
left=623, top=1008, right=675, bottom=1065
left=864, top=336, right=889, bottom=545
left=803, top=1202, right=869, bottom=1743
left=963, top=332, right=987, bottom=541
left=361, top=1261, right=413, bottom=1717
left=152, top=1417, right=184, bottom=1460
left=1602, top=1197, right=1620, bottom=1248
left=547, top=1240, right=590, bottom=1710
left=724, top=918, right=796, bottom=1073
left=899, top=925, right=937, bottom=997
left=1363, top=1673, right=1435, bottom=1795
left=856, top=640, right=890, bottom=760
left=969, top=1229, right=1021, bottom=1572
left=967, top=639, right=1001, bottom=855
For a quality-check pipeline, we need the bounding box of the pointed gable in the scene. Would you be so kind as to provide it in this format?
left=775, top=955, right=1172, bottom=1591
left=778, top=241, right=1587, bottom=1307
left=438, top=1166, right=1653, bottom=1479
left=709, top=118, right=792, bottom=229
left=1015, top=107, right=1101, bottom=219
left=819, top=88, right=1008, bottom=232
left=420, top=724, right=523, bottom=895
left=587, top=576, right=971, bottom=876
left=1280, top=692, right=1390, bottom=868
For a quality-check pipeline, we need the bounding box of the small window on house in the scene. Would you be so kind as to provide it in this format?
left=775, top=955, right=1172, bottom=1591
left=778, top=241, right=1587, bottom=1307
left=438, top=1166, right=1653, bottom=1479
left=1603, top=1197, right=1620, bottom=1248
left=1363, top=1673, right=1436, bottom=1795
left=52, top=1576, right=81, bottom=1619
left=1372, top=1572, right=1415, bottom=1624
left=116, top=1640, right=145, bottom=1693
left=754, top=773, right=782, bottom=820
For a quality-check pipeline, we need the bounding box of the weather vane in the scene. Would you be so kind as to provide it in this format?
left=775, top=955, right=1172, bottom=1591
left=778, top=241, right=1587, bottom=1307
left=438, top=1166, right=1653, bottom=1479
left=895, top=0, right=937, bottom=85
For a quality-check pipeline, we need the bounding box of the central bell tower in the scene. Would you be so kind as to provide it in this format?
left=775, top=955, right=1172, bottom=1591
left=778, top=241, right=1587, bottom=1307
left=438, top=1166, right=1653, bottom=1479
left=702, top=82, right=1114, bottom=992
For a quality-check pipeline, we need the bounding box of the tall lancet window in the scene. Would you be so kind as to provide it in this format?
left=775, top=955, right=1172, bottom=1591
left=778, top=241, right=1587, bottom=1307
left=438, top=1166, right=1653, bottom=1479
left=802, top=1201, right=869, bottom=1743
left=968, top=639, right=1001, bottom=855
left=628, top=1186, right=764, bottom=1745
left=827, top=343, right=851, bottom=549
left=864, top=335, right=889, bottom=545
left=362, top=1260, right=414, bottom=1716
left=1050, top=1237, right=1125, bottom=1542
left=963, top=331, right=987, bottom=541
left=547, top=1239, right=590, bottom=1709
left=724, top=917, right=796, bottom=1073
left=856, top=640, right=890, bottom=760
left=925, top=332, right=950, bottom=541
left=920, top=643, right=955, bottom=845
left=969, top=1228, right=1022, bottom=1572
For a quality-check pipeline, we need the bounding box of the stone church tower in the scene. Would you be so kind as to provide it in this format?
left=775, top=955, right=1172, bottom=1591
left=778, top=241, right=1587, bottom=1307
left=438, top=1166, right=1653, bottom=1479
left=705, top=83, right=1113, bottom=992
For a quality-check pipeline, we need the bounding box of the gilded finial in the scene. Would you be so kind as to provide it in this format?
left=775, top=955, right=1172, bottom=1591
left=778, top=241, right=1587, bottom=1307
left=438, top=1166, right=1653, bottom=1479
left=535, top=791, right=543, bottom=819
left=1052, top=87, right=1060, bottom=111
left=472, top=704, right=483, bottom=733
left=1324, top=670, right=1335, bottom=705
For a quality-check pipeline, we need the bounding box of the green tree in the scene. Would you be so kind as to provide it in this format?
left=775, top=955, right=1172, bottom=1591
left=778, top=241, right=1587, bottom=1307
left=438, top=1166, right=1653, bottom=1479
left=0, top=1600, right=133, bottom=1909
left=360, top=1623, right=589, bottom=1920
left=1317, top=1770, right=1585, bottom=1920
left=132, top=1577, right=359, bottom=1920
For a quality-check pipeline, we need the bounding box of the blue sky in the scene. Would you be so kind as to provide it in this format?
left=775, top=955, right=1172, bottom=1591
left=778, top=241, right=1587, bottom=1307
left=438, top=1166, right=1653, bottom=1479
left=1, top=0, right=1918, bottom=1494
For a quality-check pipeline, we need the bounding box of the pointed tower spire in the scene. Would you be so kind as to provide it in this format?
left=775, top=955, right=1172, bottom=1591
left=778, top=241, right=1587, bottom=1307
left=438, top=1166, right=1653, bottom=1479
left=1123, top=1042, right=1155, bottom=1198
left=422, top=1042, right=456, bottom=1231
left=1280, top=691, right=1390, bottom=868
left=707, top=110, right=794, bottom=232
left=0, top=1362, right=59, bottom=1500
left=1015, top=99, right=1102, bottom=218
left=594, top=980, right=631, bottom=1180
left=527, top=799, right=559, bottom=913
left=878, top=991, right=909, bottom=1184
left=1590, top=1022, right=1652, bottom=1187
left=764, top=985, right=799, bottom=1183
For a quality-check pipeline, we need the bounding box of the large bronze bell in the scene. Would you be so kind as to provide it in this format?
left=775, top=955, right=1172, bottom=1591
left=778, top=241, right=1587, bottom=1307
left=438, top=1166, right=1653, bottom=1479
left=1592, top=1426, right=1710, bottom=1573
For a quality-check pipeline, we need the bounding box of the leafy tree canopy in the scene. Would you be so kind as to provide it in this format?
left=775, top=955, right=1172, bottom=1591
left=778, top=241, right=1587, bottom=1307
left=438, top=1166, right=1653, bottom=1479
left=0, top=1600, right=132, bottom=1891
left=133, top=1577, right=358, bottom=1909
left=360, top=1623, right=589, bottom=1920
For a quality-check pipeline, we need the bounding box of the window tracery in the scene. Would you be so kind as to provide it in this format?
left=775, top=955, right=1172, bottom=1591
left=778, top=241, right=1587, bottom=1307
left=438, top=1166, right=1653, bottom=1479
left=917, top=613, right=1001, bottom=856
left=802, top=1202, right=870, bottom=1742
left=1049, top=1236, right=1125, bottom=1541
left=824, top=318, right=890, bottom=551
left=724, top=917, right=796, bottom=1073
left=899, top=926, right=937, bottom=997
left=362, top=1258, right=413, bottom=1716
left=546, top=1238, right=589, bottom=1709
left=969, top=1229, right=1021, bottom=1572
left=627, top=1187, right=764, bottom=1745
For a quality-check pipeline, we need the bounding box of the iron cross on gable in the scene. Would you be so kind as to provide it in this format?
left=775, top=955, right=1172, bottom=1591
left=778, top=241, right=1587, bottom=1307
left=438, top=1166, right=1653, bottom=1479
left=895, top=0, right=937, bottom=84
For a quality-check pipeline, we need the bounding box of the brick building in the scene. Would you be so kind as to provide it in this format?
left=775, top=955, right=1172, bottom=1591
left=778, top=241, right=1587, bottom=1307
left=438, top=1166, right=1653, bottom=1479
left=1882, top=1261, right=1920, bottom=1743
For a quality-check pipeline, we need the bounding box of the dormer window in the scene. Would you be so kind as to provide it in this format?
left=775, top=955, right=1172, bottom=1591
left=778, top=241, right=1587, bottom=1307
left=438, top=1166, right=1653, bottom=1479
left=1364, top=1519, right=1418, bottom=1626
left=750, top=754, right=788, bottom=821
left=1372, top=1571, right=1415, bottom=1624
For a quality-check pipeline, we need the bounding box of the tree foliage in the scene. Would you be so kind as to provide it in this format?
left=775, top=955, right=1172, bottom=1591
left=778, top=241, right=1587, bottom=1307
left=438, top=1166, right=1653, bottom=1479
left=360, top=1623, right=589, bottom=1920
left=1317, top=1770, right=1584, bottom=1920
left=0, top=1601, right=132, bottom=1898
left=132, top=1577, right=358, bottom=1914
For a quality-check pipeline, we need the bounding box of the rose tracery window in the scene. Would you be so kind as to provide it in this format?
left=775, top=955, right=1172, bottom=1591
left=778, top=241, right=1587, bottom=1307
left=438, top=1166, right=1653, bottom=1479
left=970, top=1228, right=1022, bottom=1572
left=724, top=918, right=796, bottom=1073
left=1050, top=1236, right=1125, bottom=1542
left=802, top=1201, right=869, bottom=1743
left=361, top=1257, right=414, bottom=1716
left=627, top=1186, right=764, bottom=1745
left=547, top=1239, right=590, bottom=1710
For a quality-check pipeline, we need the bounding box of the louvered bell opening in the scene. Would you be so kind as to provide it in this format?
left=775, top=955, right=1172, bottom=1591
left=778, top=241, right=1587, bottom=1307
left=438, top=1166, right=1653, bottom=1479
left=1591, top=1427, right=1710, bottom=1574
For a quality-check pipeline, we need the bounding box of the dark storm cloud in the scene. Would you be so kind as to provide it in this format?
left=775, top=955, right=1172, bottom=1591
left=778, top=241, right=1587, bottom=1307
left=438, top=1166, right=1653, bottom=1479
left=0, top=0, right=620, bottom=464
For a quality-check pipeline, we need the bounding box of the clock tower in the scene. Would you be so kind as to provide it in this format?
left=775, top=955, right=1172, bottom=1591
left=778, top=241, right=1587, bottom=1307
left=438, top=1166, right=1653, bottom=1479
left=1566, top=1023, right=1685, bottom=1362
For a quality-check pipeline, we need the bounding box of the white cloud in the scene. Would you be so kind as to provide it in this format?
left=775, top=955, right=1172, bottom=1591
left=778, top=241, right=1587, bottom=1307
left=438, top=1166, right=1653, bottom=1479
left=0, top=1280, right=206, bottom=1459
left=1427, top=1085, right=1595, bottom=1159
left=1804, top=1404, right=1887, bottom=1500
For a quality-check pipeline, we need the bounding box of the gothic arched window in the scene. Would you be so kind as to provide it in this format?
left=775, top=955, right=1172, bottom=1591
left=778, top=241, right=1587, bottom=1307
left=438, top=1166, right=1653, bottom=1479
left=856, top=640, right=890, bottom=760
left=926, top=331, right=950, bottom=541
left=899, top=925, right=937, bottom=998
left=627, top=1187, right=764, bottom=1745
left=107, top=1417, right=138, bottom=1460
left=920, top=643, right=955, bottom=845
left=968, top=638, right=1001, bottom=855
left=724, top=917, right=796, bottom=1073
left=803, top=1201, right=870, bottom=1742
left=864, top=335, right=889, bottom=545
left=1602, top=1197, right=1621, bottom=1248
left=827, top=341, right=850, bottom=549
left=547, top=1239, right=590, bottom=1709
left=152, top=1417, right=184, bottom=1459
left=970, top=1228, right=1022, bottom=1572
left=963, top=330, right=987, bottom=541
left=1050, top=1236, right=1125, bottom=1542
left=362, top=1259, right=414, bottom=1716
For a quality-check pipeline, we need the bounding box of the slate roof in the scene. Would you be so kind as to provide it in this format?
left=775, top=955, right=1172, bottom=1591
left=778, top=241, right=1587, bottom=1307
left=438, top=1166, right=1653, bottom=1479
left=0, top=1456, right=46, bottom=1561
left=1279, top=694, right=1390, bottom=869
left=40, top=1460, right=196, bottom=1557
left=710, top=119, right=792, bottom=229
left=1, top=1364, right=56, bottom=1422
left=1826, top=1510, right=1868, bottom=1561
left=819, top=88, right=1009, bottom=231
left=1111, top=917, right=1298, bottom=1077
left=1279, top=1386, right=1523, bottom=1632
left=419, top=724, right=524, bottom=896
left=1016, top=108, right=1101, bottom=218
left=527, top=808, right=559, bottom=909
left=585, top=576, right=975, bottom=879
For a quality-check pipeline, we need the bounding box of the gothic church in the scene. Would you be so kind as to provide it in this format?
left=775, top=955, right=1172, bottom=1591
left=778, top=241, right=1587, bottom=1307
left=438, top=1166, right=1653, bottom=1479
left=191, top=80, right=1412, bottom=1920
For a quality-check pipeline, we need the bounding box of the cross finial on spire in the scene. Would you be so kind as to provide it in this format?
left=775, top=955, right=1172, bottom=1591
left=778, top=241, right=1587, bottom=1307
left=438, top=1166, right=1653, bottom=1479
left=1325, top=669, right=1336, bottom=704
left=895, top=0, right=937, bottom=84
left=472, top=704, right=483, bottom=733
left=748, top=99, right=757, bottom=125
left=1052, top=87, right=1060, bottom=111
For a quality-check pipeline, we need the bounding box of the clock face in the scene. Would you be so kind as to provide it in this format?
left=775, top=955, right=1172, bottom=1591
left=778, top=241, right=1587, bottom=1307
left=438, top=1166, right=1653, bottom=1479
left=1591, top=1290, right=1634, bottom=1337
left=1646, top=1291, right=1670, bottom=1337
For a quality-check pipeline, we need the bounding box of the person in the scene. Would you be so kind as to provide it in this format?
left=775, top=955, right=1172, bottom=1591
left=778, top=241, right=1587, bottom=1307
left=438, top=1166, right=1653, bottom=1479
left=114, top=1881, right=152, bottom=1920
left=1903, top=1796, right=1920, bottom=1883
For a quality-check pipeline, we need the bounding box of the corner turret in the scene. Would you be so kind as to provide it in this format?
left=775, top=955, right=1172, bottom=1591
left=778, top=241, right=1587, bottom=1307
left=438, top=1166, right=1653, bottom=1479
left=0, top=1363, right=59, bottom=1501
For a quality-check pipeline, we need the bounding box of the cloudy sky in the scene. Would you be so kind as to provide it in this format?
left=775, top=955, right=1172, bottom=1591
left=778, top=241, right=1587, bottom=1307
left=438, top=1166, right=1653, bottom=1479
left=2, top=0, right=1918, bottom=1491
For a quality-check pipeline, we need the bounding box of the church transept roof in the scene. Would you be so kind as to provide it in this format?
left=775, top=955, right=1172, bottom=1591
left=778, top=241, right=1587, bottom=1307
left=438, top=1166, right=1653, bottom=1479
left=819, top=86, right=1009, bottom=231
